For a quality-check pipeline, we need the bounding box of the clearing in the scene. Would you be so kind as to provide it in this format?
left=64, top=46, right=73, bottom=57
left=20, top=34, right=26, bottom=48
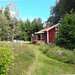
left=1, top=42, right=75, bottom=75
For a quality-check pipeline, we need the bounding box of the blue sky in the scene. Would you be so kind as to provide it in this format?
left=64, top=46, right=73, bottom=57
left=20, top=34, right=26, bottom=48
left=0, top=0, right=56, bottom=22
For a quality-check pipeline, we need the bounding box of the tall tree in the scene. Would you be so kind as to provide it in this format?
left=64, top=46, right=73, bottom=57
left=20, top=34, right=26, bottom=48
left=47, top=0, right=75, bottom=24
left=57, top=13, right=75, bottom=49
left=4, top=6, right=10, bottom=20
left=4, top=6, right=17, bottom=41
left=17, top=18, right=43, bottom=41
left=31, top=18, right=43, bottom=33
left=0, top=14, right=9, bottom=40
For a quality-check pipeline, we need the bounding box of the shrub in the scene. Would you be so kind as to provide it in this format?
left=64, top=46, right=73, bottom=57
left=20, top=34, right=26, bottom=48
left=0, top=47, right=13, bottom=75
left=46, top=45, right=75, bottom=64
left=57, top=13, right=75, bottom=49
left=39, top=42, right=49, bottom=54
left=39, top=43, right=75, bottom=64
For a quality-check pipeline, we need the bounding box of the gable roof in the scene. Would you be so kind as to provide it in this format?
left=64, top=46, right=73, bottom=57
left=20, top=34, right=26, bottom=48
left=35, top=23, right=59, bottom=34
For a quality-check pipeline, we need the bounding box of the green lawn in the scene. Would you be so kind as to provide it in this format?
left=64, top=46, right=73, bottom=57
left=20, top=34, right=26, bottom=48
left=0, top=42, right=75, bottom=75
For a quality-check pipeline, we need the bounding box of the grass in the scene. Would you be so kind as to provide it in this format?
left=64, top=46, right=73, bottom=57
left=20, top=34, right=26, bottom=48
left=0, top=42, right=75, bottom=75
left=39, top=43, right=75, bottom=64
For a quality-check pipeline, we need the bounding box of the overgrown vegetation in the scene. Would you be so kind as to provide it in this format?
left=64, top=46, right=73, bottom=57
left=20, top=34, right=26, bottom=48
left=0, top=43, right=13, bottom=75
left=0, top=0, right=75, bottom=74
left=0, top=42, right=75, bottom=75
left=17, top=19, right=43, bottom=41
left=8, top=43, right=35, bottom=75
left=47, top=0, right=75, bottom=49
left=39, top=42, right=75, bottom=64
left=57, top=13, right=75, bottom=49
left=7, top=43, right=75, bottom=75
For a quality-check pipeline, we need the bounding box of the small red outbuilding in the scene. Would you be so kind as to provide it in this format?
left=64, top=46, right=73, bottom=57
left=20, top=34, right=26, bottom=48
left=32, top=24, right=59, bottom=44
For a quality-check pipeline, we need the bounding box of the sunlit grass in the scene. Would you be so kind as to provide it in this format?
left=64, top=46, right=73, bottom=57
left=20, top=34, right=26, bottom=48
left=0, top=42, right=75, bottom=75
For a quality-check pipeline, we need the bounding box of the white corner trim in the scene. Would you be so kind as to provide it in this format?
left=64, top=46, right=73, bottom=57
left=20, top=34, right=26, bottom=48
left=47, top=31, right=49, bottom=44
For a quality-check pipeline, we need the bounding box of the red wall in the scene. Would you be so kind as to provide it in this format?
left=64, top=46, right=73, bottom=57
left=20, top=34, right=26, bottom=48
left=48, top=28, right=56, bottom=43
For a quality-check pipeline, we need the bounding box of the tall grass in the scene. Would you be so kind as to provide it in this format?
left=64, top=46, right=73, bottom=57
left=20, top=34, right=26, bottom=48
left=39, top=42, right=75, bottom=64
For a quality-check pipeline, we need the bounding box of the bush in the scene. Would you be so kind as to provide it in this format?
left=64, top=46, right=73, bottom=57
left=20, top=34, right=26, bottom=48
left=39, top=42, right=49, bottom=54
left=39, top=43, right=75, bottom=64
left=0, top=47, right=13, bottom=75
left=57, top=13, right=75, bottom=49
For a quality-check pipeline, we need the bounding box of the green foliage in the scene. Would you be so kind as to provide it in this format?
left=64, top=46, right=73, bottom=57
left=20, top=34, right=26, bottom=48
left=0, top=5, right=43, bottom=41
left=7, top=43, right=35, bottom=75
left=57, top=13, right=75, bottom=49
left=16, top=20, right=31, bottom=41
left=47, top=0, right=75, bottom=24
left=46, top=46, right=75, bottom=64
left=7, top=43, right=75, bottom=75
left=4, top=6, right=10, bottom=20
left=31, top=18, right=43, bottom=33
left=0, top=6, right=17, bottom=41
left=52, top=0, right=75, bottom=17
left=17, top=18, right=43, bottom=41
left=39, top=43, right=75, bottom=64
left=47, top=16, right=60, bottom=25
left=39, top=42, right=49, bottom=54
left=0, top=46, right=13, bottom=75
left=0, top=14, right=10, bottom=41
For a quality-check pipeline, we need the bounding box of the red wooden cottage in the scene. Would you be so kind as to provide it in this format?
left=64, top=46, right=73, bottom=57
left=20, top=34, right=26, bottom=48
left=32, top=24, right=59, bottom=44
